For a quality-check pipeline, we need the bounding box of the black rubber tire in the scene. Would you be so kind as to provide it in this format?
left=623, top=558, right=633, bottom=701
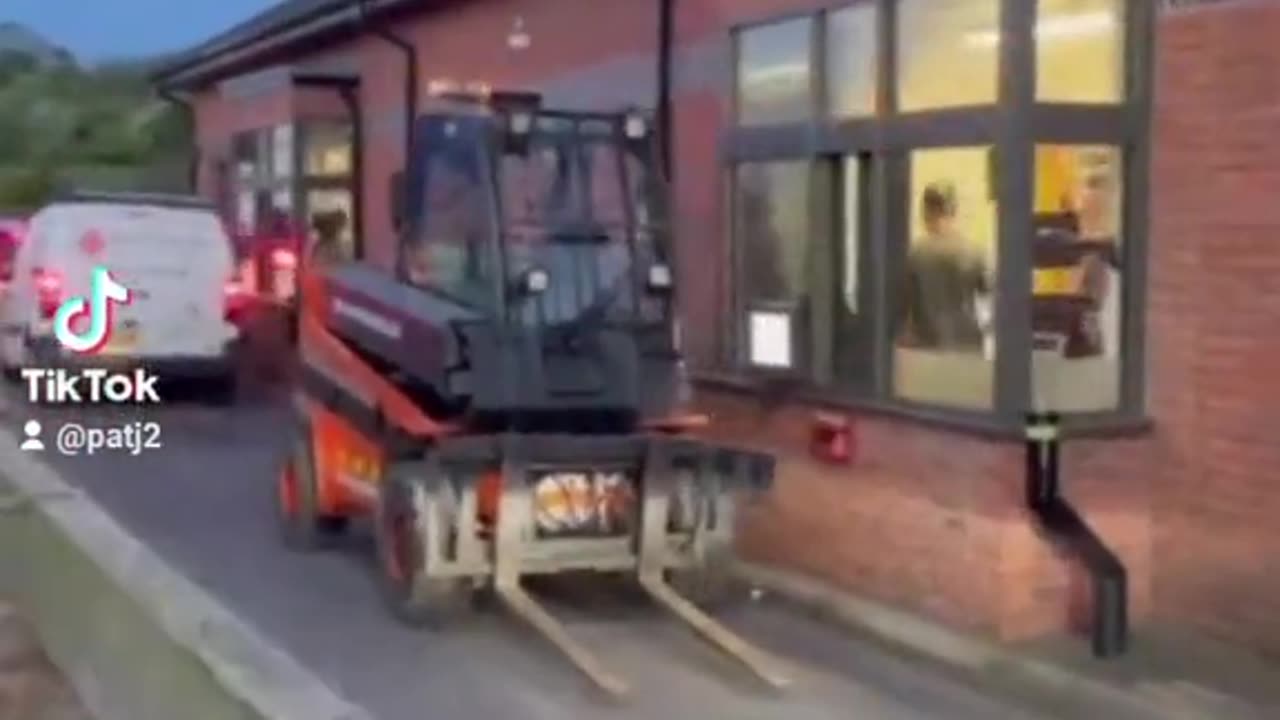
left=374, top=465, right=472, bottom=628
left=275, top=425, right=349, bottom=551
left=2, top=329, right=34, bottom=383
left=207, top=372, right=238, bottom=406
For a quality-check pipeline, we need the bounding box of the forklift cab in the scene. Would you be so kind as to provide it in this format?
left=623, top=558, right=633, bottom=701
left=386, top=86, right=682, bottom=425
left=391, top=90, right=673, bottom=328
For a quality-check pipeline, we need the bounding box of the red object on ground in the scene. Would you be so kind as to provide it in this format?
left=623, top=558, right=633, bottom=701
left=810, top=412, right=855, bottom=465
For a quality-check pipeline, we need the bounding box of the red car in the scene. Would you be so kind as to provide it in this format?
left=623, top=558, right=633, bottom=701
left=0, top=216, right=26, bottom=292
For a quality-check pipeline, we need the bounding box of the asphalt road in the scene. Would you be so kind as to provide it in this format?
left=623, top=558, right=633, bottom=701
left=4, top=381, right=1053, bottom=720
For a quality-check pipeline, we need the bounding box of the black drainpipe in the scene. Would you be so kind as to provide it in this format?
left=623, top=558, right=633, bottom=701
left=157, top=87, right=199, bottom=192
left=656, top=0, right=675, bottom=182
left=1025, top=412, right=1128, bottom=658
left=358, top=0, right=417, bottom=164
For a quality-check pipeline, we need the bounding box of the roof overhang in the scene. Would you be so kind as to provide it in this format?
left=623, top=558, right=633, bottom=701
left=152, top=0, right=416, bottom=91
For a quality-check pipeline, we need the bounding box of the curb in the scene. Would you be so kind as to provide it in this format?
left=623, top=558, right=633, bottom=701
left=0, top=430, right=374, bottom=720
left=735, top=562, right=1230, bottom=720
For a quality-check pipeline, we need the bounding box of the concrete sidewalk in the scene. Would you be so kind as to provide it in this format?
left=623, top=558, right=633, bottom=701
left=738, top=562, right=1280, bottom=720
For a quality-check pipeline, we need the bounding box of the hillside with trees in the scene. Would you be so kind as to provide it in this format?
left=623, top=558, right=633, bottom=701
left=0, top=23, right=192, bottom=212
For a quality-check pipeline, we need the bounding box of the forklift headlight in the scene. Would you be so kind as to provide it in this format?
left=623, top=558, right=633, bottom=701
left=624, top=115, right=647, bottom=140
left=525, top=268, right=550, bottom=294
left=509, top=111, right=533, bottom=135
left=647, top=263, right=672, bottom=291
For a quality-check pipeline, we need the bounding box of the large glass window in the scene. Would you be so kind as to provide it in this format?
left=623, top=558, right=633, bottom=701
left=1031, top=145, right=1123, bottom=412
left=736, top=17, right=813, bottom=126
left=826, top=3, right=878, bottom=118
left=895, top=147, right=997, bottom=409
left=721, top=2, right=1150, bottom=428
left=302, top=122, right=353, bottom=177
left=305, top=189, right=354, bottom=262
left=272, top=124, right=294, bottom=179
left=232, top=131, right=262, bottom=182
left=1037, top=0, right=1125, bottom=103
left=736, top=162, right=810, bottom=305
left=897, top=0, right=999, bottom=112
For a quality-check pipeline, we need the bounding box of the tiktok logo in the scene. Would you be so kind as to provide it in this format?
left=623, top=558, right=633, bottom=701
left=53, top=267, right=131, bottom=354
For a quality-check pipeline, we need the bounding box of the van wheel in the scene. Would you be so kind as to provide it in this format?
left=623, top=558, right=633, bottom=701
left=1, top=330, right=29, bottom=382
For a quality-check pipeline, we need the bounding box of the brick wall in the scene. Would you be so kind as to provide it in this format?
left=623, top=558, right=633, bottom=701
left=707, top=0, right=1279, bottom=656
left=1144, top=1, right=1280, bottom=656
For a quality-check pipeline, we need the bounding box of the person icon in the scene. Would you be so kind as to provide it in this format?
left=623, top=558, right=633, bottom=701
left=21, top=420, right=44, bottom=452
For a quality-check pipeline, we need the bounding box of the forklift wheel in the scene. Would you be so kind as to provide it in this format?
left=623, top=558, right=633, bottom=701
left=666, top=546, right=744, bottom=610
left=374, top=465, right=472, bottom=628
left=276, top=429, right=349, bottom=551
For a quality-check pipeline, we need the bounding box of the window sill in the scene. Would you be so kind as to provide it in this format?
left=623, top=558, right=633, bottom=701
left=690, top=370, right=1154, bottom=443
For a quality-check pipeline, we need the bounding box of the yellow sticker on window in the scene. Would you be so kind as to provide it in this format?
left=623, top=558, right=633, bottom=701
left=1034, top=267, right=1082, bottom=296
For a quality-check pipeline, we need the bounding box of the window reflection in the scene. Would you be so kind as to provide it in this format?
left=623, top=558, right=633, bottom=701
left=895, top=147, right=997, bottom=409
left=897, top=0, right=999, bottom=112
left=1031, top=145, right=1123, bottom=412
left=1037, top=0, right=1125, bottom=103
left=405, top=143, right=492, bottom=307
left=736, top=162, right=810, bottom=303
left=737, top=17, right=813, bottom=126
left=826, top=3, right=878, bottom=118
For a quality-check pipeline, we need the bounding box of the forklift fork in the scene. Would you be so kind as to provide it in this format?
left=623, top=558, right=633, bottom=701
left=481, top=446, right=792, bottom=697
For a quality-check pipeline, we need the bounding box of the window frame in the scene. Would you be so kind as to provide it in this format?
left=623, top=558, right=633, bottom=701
left=718, top=0, right=1155, bottom=438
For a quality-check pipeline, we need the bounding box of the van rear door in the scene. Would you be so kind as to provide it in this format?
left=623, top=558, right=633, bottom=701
left=55, top=203, right=234, bottom=358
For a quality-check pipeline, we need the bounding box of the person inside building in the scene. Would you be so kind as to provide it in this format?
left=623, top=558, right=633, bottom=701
left=1070, top=163, right=1121, bottom=357
left=899, top=181, right=992, bottom=353
left=309, top=209, right=348, bottom=267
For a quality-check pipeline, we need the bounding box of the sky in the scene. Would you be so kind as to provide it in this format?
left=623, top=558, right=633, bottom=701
left=2, top=0, right=277, bottom=62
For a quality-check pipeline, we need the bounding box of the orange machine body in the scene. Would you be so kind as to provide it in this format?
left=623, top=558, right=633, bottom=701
left=292, top=263, right=706, bottom=524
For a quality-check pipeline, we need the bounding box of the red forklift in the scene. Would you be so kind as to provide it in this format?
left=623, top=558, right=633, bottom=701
left=275, top=82, right=790, bottom=696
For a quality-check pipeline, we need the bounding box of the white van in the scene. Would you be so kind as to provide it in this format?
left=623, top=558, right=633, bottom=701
left=0, top=192, right=241, bottom=399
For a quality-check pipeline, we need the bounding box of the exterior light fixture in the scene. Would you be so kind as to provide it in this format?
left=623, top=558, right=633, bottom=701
left=524, top=267, right=549, bottom=294
left=508, top=16, right=531, bottom=51
left=427, top=78, right=460, bottom=96
left=624, top=114, right=648, bottom=140
left=509, top=110, right=533, bottom=134
left=647, top=263, right=672, bottom=291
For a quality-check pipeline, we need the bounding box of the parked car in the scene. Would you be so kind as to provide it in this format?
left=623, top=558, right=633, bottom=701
left=0, top=215, right=25, bottom=294
left=0, top=192, right=242, bottom=401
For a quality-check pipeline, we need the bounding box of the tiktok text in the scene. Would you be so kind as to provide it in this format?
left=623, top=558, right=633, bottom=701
left=21, top=368, right=162, bottom=404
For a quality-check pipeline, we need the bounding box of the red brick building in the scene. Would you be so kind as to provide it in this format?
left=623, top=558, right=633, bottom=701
left=154, top=0, right=1280, bottom=658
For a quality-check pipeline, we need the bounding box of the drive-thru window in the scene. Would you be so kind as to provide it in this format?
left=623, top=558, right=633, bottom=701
left=727, top=0, right=1150, bottom=432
